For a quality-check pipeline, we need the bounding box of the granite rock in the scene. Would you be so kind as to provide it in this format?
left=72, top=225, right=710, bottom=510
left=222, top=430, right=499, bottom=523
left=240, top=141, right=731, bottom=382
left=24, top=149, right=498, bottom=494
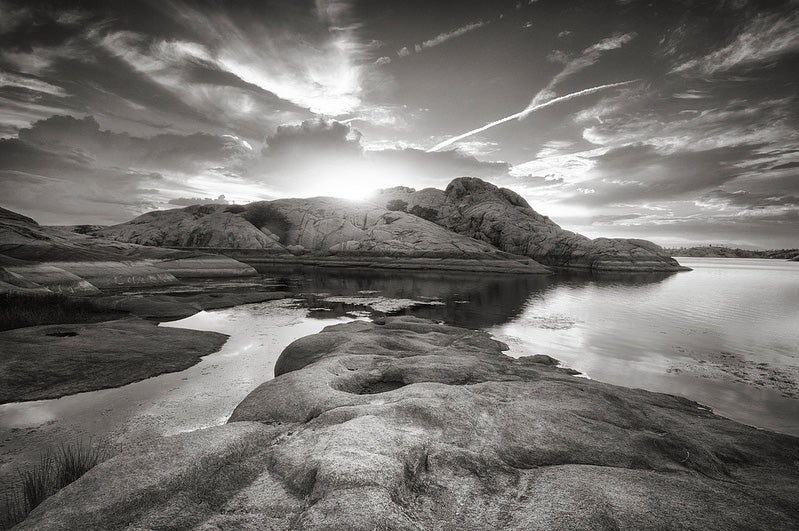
left=377, top=178, right=688, bottom=272
left=19, top=317, right=799, bottom=530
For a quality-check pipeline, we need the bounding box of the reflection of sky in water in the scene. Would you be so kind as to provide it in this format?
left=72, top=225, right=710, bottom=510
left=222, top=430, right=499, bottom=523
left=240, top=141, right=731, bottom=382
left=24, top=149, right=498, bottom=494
left=0, top=300, right=350, bottom=484
left=1, top=258, right=797, bottom=483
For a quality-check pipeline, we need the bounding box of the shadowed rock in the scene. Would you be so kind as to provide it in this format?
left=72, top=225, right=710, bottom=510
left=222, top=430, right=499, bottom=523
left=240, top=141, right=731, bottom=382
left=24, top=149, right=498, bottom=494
left=18, top=317, right=799, bottom=530
left=377, top=178, right=689, bottom=272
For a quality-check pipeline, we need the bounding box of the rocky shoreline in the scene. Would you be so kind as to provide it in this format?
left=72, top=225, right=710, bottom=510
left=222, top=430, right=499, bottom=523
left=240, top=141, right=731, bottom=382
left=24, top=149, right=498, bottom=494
left=17, top=317, right=799, bottom=530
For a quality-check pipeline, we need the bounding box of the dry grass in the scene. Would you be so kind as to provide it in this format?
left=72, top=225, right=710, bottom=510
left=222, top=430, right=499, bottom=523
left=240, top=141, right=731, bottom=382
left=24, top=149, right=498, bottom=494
left=1, top=442, right=105, bottom=529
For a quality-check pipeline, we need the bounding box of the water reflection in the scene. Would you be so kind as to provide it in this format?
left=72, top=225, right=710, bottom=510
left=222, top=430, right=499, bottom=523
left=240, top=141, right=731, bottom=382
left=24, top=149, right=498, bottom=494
left=254, top=265, right=676, bottom=329
left=255, top=262, right=799, bottom=436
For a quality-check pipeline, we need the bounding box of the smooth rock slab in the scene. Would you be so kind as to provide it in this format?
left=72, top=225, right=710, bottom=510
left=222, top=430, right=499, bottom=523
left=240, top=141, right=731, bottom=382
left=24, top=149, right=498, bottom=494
left=18, top=317, right=799, bottom=530
left=0, top=318, right=228, bottom=403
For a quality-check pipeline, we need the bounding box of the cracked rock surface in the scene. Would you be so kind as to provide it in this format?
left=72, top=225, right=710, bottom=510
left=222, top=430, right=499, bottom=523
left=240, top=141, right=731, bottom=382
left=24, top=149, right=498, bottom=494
left=19, top=317, right=799, bottom=530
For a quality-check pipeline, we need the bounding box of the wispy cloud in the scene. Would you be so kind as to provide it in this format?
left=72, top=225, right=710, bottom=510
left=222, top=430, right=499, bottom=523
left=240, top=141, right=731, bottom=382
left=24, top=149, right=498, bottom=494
left=672, top=10, right=799, bottom=75
left=395, top=21, right=486, bottom=58
left=531, top=32, right=636, bottom=107
left=417, top=21, right=485, bottom=51
left=428, top=81, right=639, bottom=152
left=0, top=71, right=67, bottom=96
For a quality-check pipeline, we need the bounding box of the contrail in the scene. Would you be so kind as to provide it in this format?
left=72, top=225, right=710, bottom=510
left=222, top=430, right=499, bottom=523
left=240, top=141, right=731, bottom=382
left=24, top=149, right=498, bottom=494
left=427, top=80, right=639, bottom=152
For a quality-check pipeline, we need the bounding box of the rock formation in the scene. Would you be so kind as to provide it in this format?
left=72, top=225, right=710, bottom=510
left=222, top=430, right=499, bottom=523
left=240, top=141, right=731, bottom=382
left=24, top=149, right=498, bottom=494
left=377, top=178, right=687, bottom=272
left=0, top=206, right=257, bottom=293
left=19, top=317, right=799, bottom=530
left=96, top=204, right=286, bottom=250
left=98, top=198, right=549, bottom=274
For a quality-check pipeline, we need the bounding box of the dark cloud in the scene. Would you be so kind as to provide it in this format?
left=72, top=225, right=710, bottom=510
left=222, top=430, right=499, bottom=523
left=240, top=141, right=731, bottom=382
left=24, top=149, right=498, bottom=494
left=0, top=114, right=249, bottom=223
left=16, top=115, right=248, bottom=173
left=574, top=143, right=772, bottom=206
left=701, top=189, right=799, bottom=210
left=168, top=195, right=230, bottom=206
left=263, top=119, right=362, bottom=157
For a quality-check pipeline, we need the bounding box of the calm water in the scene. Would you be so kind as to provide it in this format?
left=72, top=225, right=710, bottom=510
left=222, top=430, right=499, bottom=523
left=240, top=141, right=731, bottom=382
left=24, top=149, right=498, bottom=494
left=249, top=258, right=799, bottom=434
left=1, top=257, right=797, bottom=488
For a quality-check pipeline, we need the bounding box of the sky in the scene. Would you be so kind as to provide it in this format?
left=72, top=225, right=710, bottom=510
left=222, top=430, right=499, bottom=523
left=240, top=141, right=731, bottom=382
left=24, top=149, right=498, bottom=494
left=0, top=0, right=797, bottom=248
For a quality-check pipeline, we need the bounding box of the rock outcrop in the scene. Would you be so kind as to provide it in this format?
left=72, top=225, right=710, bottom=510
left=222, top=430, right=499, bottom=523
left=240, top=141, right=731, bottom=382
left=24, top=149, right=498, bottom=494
left=96, top=204, right=286, bottom=250
left=377, top=178, right=687, bottom=272
left=19, top=317, right=799, bottom=530
left=97, top=198, right=550, bottom=274
left=0, top=206, right=258, bottom=293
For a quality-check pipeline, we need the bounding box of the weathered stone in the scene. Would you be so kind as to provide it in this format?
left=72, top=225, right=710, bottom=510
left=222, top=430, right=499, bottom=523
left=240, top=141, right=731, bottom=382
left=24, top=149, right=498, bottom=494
left=97, top=204, right=286, bottom=250
left=0, top=207, right=258, bottom=292
left=95, top=198, right=550, bottom=274
left=19, top=317, right=799, bottom=530
left=377, top=178, right=689, bottom=272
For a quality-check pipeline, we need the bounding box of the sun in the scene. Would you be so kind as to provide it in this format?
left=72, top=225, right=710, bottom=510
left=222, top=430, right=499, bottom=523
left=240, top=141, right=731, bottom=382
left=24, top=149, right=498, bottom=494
left=310, top=164, right=380, bottom=201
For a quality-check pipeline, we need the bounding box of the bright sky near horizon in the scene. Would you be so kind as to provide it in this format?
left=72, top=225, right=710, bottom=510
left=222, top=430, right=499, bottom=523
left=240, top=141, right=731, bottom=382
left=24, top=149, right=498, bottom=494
left=0, top=0, right=797, bottom=248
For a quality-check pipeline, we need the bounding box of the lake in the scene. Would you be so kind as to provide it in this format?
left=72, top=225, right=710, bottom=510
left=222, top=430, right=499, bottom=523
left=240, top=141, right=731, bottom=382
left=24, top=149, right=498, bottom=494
left=1, top=257, right=797, bottom=489
left=241, top=257, right=799, bottom=435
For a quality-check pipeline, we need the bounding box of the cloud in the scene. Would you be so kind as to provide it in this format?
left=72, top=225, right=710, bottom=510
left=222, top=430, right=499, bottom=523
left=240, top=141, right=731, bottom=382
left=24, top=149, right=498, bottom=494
left=16, top=115, right=248, bottom=173
left=0, top=71, right=67, bottom=96
left=530, top=32, right=636, bottom=106
left=672, top=10, right=799, bottom=75
left=395, top=20, right=486, bottom=59
left=418, top=21, right=485, bottom=50
left=247, top=118, right=516, bottom=197
left=0, top=114, right=260, bottom=223
left=374, top=56, right=391, bottom=65
left=168, top=194, right=230, bottom=206
left=170, top=1, right=372, bottom=116
left=428, top=81, right=639, bottom=152
left=699, top=189, right=799, bottom=210
left=569, top=143, right=776, bottom=207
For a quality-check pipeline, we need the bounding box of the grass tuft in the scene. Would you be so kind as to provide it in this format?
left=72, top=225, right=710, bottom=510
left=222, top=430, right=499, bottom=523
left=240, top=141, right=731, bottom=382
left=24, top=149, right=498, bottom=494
left=1, top=442, right=105, bottom=529
left=0, top=292, right=124, bottom=331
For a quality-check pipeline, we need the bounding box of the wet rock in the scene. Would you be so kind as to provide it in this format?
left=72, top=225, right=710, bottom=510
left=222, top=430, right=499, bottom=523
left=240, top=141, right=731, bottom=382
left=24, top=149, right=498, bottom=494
left=19, top=317, right=799, bottom=530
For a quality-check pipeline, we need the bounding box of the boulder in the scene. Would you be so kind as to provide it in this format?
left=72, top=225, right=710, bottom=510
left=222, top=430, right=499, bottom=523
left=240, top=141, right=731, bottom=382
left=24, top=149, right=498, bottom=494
left=377, top=178, right=688, bottom=272
left=19, top=317, right=799, bottom=530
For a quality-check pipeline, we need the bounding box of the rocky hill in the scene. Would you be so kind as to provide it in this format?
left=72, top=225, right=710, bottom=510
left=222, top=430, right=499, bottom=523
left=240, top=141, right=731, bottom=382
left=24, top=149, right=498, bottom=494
left=0, top=207, right=257, bottom=294
left=97, top=197, right=549, bottom=274
left=376, top=178, right=687, bottom=272
left=18, top=317, right=799, bottom=530
left=95, top=204, right=286, bottom=250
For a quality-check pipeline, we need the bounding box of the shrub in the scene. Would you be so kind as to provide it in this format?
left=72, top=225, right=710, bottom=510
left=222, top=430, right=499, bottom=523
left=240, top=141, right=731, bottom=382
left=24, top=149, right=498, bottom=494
left=2, top=442, right=105, bottom=528
left=224, top=205, right=246, bottom=214
left=242, top=203, right=291, bottom=242
left=385, top=199, right=408, bottom=212
left=409, top=205, right=438, bottom=222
